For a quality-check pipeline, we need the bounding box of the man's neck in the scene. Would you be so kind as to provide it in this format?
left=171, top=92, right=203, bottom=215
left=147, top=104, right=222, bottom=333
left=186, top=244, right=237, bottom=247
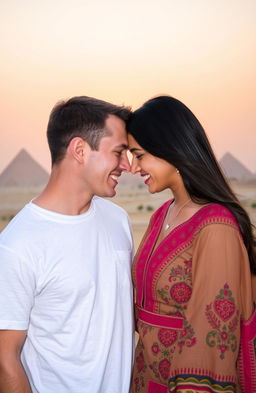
left=33, top=167, right=93, bottom=216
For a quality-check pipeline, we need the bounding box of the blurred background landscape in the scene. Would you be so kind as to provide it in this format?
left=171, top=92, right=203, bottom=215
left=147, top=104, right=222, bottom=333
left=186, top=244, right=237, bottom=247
left=0, top=149, right=255, bottom=249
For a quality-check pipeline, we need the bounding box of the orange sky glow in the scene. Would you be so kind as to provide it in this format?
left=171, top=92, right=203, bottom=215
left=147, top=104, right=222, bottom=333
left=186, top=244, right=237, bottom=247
left=0, top=0, right=255, bottom=173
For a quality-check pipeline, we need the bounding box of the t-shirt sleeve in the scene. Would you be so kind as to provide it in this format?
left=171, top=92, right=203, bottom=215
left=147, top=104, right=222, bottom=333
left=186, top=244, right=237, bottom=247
left=0, top=245, right=36, bottom=330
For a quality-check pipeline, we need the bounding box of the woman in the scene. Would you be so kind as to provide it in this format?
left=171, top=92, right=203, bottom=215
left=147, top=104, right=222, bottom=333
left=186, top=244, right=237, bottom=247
left=128, top=96, right=256, bottom=393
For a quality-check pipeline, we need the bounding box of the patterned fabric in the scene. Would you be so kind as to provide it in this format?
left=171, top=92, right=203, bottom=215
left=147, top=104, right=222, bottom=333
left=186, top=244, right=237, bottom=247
left=169, top=372, right=236, bottom=392
left=132, top=201, right=255, bottom=393
left=237, top=307, right=256, bottom=392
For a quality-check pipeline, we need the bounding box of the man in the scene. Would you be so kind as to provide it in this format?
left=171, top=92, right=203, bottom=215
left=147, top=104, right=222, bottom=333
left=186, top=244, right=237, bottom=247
left=0, top=96, right=134, bottom=393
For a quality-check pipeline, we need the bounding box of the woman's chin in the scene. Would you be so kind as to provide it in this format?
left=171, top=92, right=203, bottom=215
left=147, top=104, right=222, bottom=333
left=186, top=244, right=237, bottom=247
left=147, top=184, right=158, bottom=194
left=148, top=183, right=168, bottom=194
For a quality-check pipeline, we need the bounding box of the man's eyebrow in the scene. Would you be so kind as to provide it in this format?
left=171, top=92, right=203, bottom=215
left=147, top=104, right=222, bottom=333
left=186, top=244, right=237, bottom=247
left=115, top=144, right=129, bottom=149
left=129, top=147, right=143, bottom=153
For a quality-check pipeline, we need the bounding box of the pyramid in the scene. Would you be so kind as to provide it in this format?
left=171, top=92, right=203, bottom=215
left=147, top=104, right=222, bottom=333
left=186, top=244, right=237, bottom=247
left=0, top=149, right=49, bottom=187
left=219, top=152, right=255, bottom=180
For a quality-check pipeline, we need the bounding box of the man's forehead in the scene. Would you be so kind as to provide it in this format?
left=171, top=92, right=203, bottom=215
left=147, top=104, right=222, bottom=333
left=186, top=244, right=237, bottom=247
left=99, top=131, right=128, bottom=149
left=105, top=114, right=126, bottom=128
left=103, top=127, right=128, bottom=147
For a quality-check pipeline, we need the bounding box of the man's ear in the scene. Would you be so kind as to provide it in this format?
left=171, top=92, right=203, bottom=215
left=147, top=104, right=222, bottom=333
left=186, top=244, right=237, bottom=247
left=67, top=137, right=89, bottom=163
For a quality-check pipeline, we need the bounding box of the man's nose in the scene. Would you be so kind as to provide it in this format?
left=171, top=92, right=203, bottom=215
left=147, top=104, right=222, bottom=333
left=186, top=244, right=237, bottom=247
left=130, top=157, right=140, bottom=174
left=119, top=152, right=131, bottom=172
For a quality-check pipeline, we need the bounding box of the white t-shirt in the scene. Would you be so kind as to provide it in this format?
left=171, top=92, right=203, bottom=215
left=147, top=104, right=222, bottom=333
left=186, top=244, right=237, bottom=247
left=0, top=197, right=134, bottom=393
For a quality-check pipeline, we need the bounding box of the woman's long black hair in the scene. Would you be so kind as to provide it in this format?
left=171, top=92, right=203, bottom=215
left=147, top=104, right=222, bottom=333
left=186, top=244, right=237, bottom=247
left=127, top=95, right=256, bottom=274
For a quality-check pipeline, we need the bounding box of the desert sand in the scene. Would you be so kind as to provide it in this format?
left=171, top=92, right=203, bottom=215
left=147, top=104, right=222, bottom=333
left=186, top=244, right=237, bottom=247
left=0, top=180, right=256, bottom=250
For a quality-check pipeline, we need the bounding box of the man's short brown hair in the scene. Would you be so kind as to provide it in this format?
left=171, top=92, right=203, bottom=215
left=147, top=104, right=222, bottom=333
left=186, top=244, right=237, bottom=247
left=47, top=96, right=131, bottom=165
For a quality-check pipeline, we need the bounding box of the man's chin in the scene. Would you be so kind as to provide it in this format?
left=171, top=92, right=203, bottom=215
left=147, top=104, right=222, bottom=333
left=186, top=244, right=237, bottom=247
left=97, top=188, right=116, bottom=198
left=109, top=188, right=116, bottom=197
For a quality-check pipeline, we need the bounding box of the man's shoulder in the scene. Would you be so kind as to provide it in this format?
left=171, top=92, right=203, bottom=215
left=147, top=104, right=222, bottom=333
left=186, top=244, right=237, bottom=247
left=1, top=205, right=29, bottom=236
left=0, top=202, right=50, bottom=252
left=0, top=205, right=33, bottom=254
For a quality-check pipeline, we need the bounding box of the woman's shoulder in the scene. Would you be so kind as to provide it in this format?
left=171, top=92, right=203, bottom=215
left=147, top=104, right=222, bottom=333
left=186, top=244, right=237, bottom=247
left=193, top=203, right=240, bottom=233
left=149, top=201, right=240, bottom=235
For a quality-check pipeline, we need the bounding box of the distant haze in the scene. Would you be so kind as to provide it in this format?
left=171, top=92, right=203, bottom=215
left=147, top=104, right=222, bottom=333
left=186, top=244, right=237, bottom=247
left=0, top=0, right=255, bottom=173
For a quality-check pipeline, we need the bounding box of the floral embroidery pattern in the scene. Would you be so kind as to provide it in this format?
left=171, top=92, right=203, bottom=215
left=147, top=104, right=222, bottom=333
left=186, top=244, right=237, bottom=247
left=134, top=341, right=147, bottom=392
left=146, top=322, right=196, bottom=384
left=214, top=293, right=235, bottom=322
left=137, top=320, right=154, bottom=337
left=158, top=259, right=192, bottom=310
left=149, top=361, right=161, bottom=380
left=205, top=283, right=239, bottom=359
left=170, top=282, right=192, bottom=304
left=158, top=359, right=171, bottom=380
left=134, top=323, right=176, bottom=387
left=136, top=351, right=146, bottom=372
left=147, top=257, right=197, bottom=382
left=151, top=343, right=160, bottom=354
left=134, top=375, right=145, bottom=393
left=158, top=287, right=170, bottom=304
left=177, top=319, right=196, bottom=353
left=168, top=258, right=192, bottom=285
left=158, top=328, right=178, bottom=347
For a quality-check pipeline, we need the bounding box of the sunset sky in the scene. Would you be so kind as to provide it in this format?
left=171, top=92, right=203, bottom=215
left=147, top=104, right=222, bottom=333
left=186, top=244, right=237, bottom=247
left=1, top=0, right=255, bottom=174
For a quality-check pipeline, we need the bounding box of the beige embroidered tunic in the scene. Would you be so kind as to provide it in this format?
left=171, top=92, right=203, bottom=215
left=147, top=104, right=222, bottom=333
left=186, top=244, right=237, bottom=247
left=132, top=202, right=255, bottom=393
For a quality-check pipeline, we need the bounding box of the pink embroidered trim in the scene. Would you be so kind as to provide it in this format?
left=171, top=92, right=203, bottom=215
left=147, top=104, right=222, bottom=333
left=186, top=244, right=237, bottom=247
left=135, top=200, right=170, bottom=307
left=170, top=385, right=233, bottom=393
left=137, top=306, right=184, bottom=329
left=238, top=308, right=256, bottom=393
